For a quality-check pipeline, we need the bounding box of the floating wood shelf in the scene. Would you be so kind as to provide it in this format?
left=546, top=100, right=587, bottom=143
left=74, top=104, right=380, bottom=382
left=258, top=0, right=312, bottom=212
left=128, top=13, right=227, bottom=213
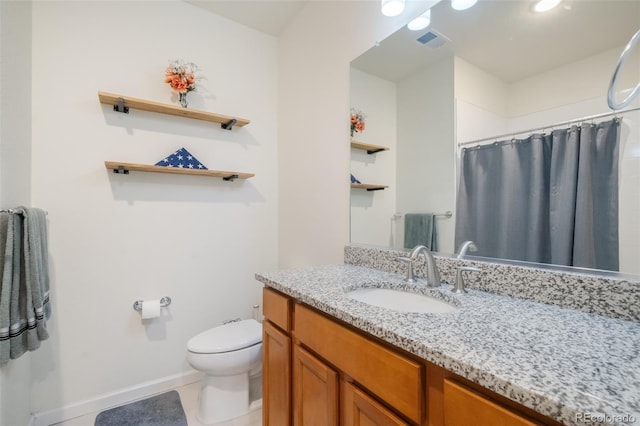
left=351, top=183, right=388, bottom=191
left=350, top=141, right=390, bottom=154
left=98, top=91, right=250, bottom=130
left=105, top=161, right=254, bottom=181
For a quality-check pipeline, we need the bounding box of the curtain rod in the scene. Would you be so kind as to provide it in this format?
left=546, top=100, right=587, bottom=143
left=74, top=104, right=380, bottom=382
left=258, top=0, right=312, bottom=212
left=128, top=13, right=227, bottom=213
left=458, top=105, right=640, bottom=147
left=0, top=209, right=48, bottom=215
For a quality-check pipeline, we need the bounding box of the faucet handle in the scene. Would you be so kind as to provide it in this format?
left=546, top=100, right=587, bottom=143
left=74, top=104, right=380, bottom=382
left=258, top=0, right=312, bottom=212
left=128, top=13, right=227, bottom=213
left=453, top=266, right=481, bottom=293
left=395, top=256, right=417, bottom=283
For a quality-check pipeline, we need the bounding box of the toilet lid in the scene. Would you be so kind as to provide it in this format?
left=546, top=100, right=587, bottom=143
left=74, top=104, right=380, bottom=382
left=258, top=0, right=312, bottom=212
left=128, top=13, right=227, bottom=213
left=187, top=319, right=262, bottom=354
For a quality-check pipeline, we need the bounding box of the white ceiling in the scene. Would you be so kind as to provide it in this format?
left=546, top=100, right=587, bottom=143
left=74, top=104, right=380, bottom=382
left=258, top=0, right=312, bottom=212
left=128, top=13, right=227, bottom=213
left=185, top=0, right=308, bottom=36
left=352, top=0, right=640, bottom=83
left=187, top=0, right=639, bottom=83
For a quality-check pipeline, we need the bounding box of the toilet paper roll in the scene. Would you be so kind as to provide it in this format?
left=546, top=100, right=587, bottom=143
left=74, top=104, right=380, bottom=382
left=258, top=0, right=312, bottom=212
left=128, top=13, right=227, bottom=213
left=141, top=299, right=162, bottom=319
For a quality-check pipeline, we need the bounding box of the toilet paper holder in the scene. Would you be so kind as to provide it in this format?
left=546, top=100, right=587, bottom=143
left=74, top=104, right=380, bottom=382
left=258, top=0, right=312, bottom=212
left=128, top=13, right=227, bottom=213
left=133, top=297, right=172, bottom=312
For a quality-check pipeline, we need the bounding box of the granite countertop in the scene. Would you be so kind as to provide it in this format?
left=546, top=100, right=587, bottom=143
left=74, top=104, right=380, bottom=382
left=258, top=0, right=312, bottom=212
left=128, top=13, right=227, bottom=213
left=256, top=264, right=640, bottom=426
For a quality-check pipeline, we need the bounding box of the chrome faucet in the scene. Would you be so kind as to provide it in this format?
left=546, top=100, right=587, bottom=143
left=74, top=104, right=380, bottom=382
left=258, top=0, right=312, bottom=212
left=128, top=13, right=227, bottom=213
left=410, top=245, right=441, bottom=288
left=456, top=240, right=477, bottom=259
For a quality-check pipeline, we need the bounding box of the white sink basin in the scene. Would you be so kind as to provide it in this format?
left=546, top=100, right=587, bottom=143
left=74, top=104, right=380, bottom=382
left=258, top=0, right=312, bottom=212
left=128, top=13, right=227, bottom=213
left=347, top=288, right=458, bottom=314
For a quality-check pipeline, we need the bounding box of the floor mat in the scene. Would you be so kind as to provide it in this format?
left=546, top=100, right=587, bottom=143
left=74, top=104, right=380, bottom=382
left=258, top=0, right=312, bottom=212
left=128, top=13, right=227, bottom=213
left=94, top=390, right=188, bottom=426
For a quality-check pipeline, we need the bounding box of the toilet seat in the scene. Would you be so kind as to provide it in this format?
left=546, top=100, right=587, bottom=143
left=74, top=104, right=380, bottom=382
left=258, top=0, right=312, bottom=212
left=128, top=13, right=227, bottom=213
left=187, top=319, right=262, bottom=354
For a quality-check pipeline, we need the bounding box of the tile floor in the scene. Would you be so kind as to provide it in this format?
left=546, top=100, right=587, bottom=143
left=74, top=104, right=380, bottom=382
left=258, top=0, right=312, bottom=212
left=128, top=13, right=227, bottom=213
left=52, top=381, right=262, bottom=426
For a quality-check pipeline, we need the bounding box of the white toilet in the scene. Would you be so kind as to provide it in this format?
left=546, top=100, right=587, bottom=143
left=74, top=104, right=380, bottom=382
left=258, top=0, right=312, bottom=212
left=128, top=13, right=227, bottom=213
left=186, top=319, right=263, bottom=424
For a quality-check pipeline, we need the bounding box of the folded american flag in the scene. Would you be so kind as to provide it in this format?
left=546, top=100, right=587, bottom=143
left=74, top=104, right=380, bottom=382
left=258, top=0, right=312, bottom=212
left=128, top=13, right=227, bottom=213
left=155, top=147, right=207, bottom=170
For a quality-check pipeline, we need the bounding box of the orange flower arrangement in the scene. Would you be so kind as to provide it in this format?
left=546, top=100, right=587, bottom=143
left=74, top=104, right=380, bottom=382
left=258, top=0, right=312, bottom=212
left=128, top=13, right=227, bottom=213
left=165, top=60, right=201, bottom=107
left=350, top=108, right=366, bottom=137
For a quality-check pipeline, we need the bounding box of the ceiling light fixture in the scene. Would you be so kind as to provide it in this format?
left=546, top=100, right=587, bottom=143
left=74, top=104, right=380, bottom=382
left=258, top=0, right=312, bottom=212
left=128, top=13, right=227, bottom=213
left=533, top=0, right=562, bottom=12
left=451, top=0, right=477, bottom=11
left=533, top=0, right=561, bottom=12
left=408, top=9, right=431, bottom=31
left=381, top=0, right=405, bottom=17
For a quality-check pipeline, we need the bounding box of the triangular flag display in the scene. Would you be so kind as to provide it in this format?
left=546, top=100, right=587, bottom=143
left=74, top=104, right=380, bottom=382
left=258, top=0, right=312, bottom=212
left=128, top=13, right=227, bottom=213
left=155, top=147, right=207, bottom=170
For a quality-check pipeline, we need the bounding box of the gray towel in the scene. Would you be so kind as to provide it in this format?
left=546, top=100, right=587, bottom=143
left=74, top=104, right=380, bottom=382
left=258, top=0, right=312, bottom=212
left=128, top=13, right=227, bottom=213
left=404, top=213, right=439, bottom=251
left=0, top=212, right=15, bottom=365
left=18, top=207, right=51, bottom=339
left=0, top=208, right=50, bottom=365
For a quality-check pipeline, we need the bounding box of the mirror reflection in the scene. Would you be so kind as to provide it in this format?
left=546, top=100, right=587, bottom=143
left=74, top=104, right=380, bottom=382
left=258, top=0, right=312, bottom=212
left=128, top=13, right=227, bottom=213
left=350, top=0, right=640, bottom=276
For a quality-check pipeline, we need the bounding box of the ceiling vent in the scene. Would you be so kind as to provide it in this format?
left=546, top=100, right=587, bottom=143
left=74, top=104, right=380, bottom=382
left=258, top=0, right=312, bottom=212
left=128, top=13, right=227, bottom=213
left=417, top=29, right=447, bottom=48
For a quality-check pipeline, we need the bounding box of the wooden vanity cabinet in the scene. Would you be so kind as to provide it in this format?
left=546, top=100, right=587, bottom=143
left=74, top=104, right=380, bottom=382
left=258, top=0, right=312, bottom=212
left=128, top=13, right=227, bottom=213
left=262, top=287, right=560, bottom=426
left=263, top=288, right=293, bottom=426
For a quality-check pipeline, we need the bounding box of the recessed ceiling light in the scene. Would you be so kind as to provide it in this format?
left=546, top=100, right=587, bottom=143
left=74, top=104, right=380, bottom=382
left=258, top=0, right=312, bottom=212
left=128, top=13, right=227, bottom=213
left=408, top=9, right=431, bottom=31
left=533, top=0, right=562, bottom=13
left=451, top=0, right=478, bottom=11
left=381, top=0, right=405, bottom=17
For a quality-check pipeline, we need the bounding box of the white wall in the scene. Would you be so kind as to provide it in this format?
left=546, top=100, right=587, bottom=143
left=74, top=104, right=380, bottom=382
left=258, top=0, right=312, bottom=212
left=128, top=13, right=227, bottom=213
left=0, top=0, right=440, bottom=420
left=277, top=0, right=436, bottom=268
left=396, top=57, right=456, bottom=254
left=0, top=0, right=32, bottom=207
left=349, top=68, right=397, bottom=247
left=508, top=46, right=631, bottom=118
left=455, top=45, right=634, bottom=140
left=23, top=0, right=277, bottom=416
left=618, top=94, right=640, bottom=276
left=0, top=1, right=34, bottom=425
left=454, top=57, right=509, bottom=120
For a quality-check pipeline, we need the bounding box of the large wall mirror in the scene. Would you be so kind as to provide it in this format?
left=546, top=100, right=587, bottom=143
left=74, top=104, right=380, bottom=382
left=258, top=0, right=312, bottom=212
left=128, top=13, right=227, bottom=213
left=350, top=0, right=640, bottom=277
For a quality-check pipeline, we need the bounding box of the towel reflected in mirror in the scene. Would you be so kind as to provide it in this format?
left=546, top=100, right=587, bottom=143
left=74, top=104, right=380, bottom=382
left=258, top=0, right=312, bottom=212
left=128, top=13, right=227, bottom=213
left=404, top=213, right=438, bottom=251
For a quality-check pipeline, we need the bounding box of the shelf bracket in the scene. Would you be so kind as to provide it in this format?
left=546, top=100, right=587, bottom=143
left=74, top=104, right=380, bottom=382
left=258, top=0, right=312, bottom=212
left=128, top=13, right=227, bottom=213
left=113, top=98, right=129, bottom=114
left=113, top=165, right=129, bottom=174
left=223, top=174, right=239, bottom=182
left=367, top=187, right=385, bottom=191
left=221, top=118, right=237, bottom=131
left=367, top=148, right=385, bottom=154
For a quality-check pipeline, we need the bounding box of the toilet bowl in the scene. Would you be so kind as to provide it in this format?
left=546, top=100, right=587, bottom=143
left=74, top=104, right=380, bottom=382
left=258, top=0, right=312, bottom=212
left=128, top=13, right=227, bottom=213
left=186, top=319, right=262, bottom=424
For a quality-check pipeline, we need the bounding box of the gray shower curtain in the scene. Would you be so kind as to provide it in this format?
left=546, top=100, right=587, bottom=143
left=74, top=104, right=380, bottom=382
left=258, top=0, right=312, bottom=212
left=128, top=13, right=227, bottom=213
left=455, top=119, right=620, bottom=271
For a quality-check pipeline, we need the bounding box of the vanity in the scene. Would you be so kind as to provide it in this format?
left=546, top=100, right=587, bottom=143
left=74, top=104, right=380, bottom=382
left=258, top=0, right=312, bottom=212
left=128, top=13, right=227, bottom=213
left=256, top=246, right=640, bottom=426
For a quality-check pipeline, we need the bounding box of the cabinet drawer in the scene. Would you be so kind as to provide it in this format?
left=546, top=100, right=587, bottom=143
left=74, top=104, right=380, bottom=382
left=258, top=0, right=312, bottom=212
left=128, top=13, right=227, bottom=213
left=294, top=304, right=423, bottom=424
left=263, top=287, right=291, bottom=332
left=444, top=379, right=538, bottom=426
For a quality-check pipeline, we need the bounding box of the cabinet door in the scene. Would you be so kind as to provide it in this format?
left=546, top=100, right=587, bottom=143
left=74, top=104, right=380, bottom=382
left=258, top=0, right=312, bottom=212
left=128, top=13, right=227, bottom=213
left=444, top=379, right=538, bottom=426
left=293, top=345, right=339, bottom=426
left=342, top=380, right=409, bottom=426
left=263, top=320, right=292, bottom=426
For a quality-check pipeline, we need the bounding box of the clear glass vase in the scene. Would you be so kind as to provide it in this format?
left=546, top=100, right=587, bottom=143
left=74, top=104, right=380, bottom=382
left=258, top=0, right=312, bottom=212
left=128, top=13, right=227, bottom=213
left=178, top=92, right=189, bottom=108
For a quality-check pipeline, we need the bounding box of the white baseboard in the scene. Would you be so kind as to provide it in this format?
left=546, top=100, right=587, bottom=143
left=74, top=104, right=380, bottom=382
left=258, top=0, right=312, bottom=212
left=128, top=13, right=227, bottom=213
left=31, top=370, right=201, bottom=426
